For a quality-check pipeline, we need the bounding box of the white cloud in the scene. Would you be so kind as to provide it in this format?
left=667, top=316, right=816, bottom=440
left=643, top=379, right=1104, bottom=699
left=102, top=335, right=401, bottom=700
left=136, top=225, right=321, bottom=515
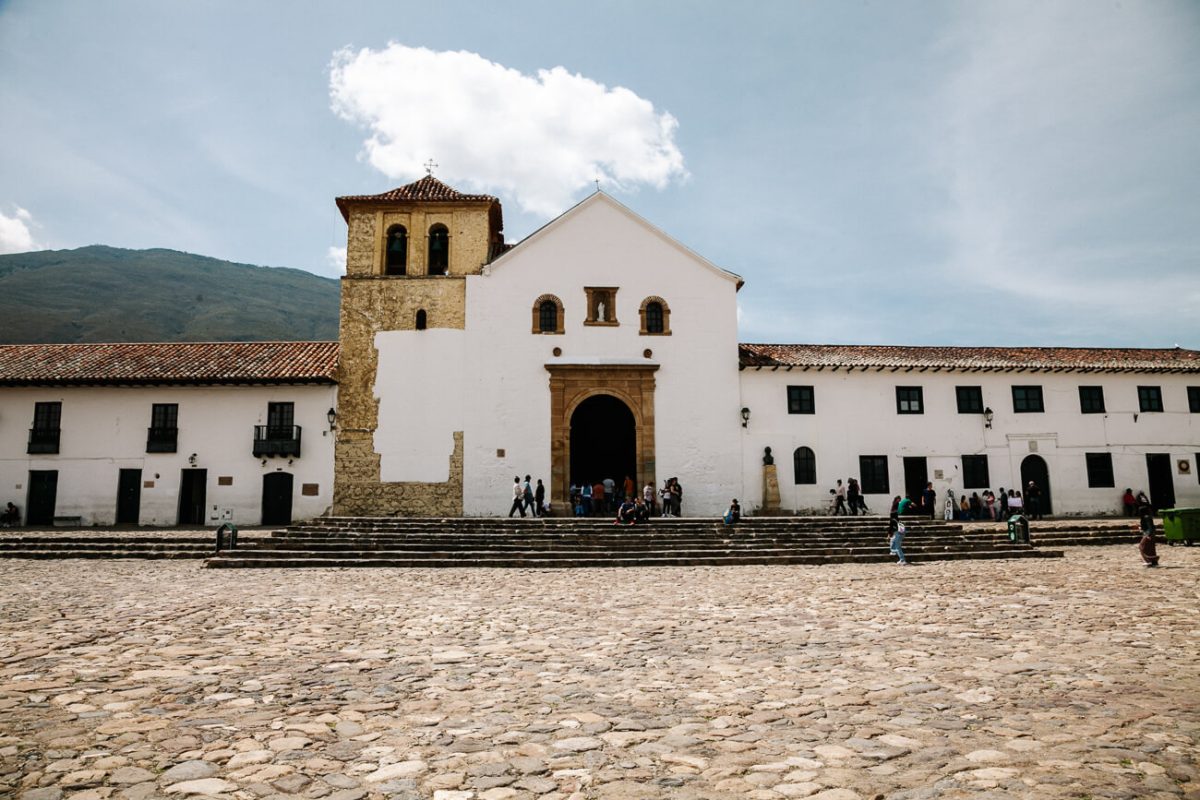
left=329, top=44, right=687, bottom=217
left=326, top=245, right=347, bottom=273
left=0, top=206, right=39, bottom=254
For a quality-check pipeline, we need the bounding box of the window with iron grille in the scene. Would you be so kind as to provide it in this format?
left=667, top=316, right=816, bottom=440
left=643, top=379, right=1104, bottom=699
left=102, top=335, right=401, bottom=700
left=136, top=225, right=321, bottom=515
left=1078, top=386, right=1105, bottom=414
left=539, top=300, right=558, bottom=333
left=962, top=455, right=990, bottom=489
left=793, top=447, right=816, bottom=484
left=1012, top=385, right=1044, bottom=413
left=896, top=386, right=923, bottom=414
left=147, top=403, right=178, bottom=453
left=859, top=455, right=889, bottom=495
left=1138, top=386, right=1163, bottom=412
left=787, top=385, right=814, bottom=415
left=1189, top=386, right=1200, bottom=413
left=1085, top=453, right=1115, bottom=488
left=644, top=302, right=664, bottom=334
left=956, top=386, right=983, bottom=414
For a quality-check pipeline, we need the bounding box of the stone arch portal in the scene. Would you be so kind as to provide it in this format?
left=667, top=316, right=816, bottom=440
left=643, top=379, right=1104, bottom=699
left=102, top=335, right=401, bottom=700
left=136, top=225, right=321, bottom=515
left=547, top=364, right=657, bottom=510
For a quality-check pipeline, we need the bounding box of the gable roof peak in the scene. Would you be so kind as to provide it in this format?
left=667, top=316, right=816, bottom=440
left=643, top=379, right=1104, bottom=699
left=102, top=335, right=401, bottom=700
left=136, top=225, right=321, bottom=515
left=335, top=175, right=499, bottom=221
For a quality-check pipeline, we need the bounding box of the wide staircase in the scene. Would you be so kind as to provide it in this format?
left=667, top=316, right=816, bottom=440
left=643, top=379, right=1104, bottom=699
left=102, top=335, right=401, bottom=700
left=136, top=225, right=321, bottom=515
left=0, top=533, right=256, bottom=560
left=203, top=516, right=1062, bottom=568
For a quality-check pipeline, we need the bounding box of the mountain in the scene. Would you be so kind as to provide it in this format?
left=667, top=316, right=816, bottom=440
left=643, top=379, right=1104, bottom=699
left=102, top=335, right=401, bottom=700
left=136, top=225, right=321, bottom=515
left=0, top=246, right=340, bottom=343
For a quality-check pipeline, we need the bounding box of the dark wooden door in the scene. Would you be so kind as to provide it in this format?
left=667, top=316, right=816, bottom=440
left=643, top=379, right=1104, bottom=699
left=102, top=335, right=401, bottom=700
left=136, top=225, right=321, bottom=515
left=1145, top=454, right=1175, bottom=512
left=26, top=470, right=58, bottom=525
left=902, top=457, right=928, bottom=503
left=261, top=472, right=294, bottom=526
left=116, top=469, right=142, bottom=524
left=177, top=469, right=207, bottom=525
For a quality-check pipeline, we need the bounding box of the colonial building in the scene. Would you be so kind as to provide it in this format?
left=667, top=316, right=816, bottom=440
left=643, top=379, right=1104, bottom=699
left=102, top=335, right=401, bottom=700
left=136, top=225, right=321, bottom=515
left=329, top=177, right=1200, bottom=518
left=1, top=179, right=1197, bottom=524
left=0, top=342, right=337, bottom=526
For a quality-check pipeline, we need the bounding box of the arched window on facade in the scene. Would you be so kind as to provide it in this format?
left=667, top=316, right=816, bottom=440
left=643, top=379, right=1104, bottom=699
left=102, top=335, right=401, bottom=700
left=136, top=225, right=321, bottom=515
left=638, top=296, right=671, bottom=335
left=793, top=446, right=817, bottom=485
left=384, top=225, right=408, bottom=275
left=428, top=224, right=449, bottom=275
left=415, top=309, right=427, bottom=330
left=530, top=294, right=565, bottom=334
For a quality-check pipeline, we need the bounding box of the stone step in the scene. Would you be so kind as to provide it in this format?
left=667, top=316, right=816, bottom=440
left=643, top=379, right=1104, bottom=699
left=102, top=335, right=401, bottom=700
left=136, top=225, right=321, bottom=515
left=206, top=548, right=1060, bottom=569
left=246, top=536, right=1023, bottom=552
left=1, top=549, right=212, bottom=559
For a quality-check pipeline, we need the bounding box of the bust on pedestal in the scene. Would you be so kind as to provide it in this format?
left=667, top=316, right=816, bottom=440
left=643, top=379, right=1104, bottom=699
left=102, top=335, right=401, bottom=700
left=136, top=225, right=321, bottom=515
left=761, top=446, right=781, bottom=514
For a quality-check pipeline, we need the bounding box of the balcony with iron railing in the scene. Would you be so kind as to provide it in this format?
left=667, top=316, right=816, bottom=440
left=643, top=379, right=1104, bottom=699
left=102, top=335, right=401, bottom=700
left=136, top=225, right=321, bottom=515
left=253, top=425, right=302, bottom=458
left=146, top=426, right=178, bottom=453
left=28, top=427, right=60, bottom=454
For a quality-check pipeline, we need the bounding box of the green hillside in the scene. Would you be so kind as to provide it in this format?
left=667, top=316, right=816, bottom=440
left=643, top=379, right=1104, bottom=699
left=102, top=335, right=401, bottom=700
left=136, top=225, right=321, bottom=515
left=0, top=246, right=340, bottom=343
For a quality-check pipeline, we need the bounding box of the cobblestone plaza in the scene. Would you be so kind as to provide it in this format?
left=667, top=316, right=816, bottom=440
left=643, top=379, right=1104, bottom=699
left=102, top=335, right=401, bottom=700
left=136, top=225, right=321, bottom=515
left=1, top=547, right=1197, bottom=799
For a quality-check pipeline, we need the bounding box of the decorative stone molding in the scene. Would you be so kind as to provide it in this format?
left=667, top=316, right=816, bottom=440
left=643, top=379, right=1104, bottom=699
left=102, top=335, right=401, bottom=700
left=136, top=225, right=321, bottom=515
left=531, top=294, right=565, bottom=334
left=583, top=287, right=619, bottom=326
left=638, top=296, right=671, bottom=335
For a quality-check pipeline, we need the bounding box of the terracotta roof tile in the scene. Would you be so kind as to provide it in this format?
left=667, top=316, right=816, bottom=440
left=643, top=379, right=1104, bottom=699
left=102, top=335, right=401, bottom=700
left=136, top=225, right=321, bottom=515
left=336, top=175, right=500, bottom=223
left=0, top=341, right=339, bottom=386
left=739, top=343, right=1200, bottom=373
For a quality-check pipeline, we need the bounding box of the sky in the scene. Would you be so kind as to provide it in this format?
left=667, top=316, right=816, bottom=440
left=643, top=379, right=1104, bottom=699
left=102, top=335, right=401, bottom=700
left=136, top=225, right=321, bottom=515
left=1, top=0, right=1198, bottom=347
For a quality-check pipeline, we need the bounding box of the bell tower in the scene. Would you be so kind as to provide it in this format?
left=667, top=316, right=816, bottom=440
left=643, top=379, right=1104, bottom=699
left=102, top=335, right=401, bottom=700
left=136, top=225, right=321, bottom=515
left=331, top=175, right=504, bottom=515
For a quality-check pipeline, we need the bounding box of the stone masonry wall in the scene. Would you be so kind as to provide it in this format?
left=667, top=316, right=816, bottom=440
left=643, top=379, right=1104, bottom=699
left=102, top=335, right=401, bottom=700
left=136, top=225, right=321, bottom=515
left=333, top=203, right=487, bottom=516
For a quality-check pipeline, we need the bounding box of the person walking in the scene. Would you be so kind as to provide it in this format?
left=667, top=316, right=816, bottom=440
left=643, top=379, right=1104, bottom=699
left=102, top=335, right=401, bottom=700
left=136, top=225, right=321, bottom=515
left=834, top=480, right=848, bottom=515
left=508, top=476, right=526, bottom=517
left=1026, top=480, right=1042, bottom=520
left=1138, top=512, right=1159, bottom=567
left=846, top=478, right=861, bottom=516
left=534, top=479, right=546, bottom=518
left=522, top=475, right=535, bottom=516
left=922, top=482, right=936, bottom=519
left=888, top=515, right=908, bottom=565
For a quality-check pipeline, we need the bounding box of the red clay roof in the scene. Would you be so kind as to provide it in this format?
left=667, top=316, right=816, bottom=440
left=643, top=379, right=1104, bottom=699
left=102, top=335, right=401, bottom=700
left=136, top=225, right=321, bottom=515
left=0, top=341, right=339, bottom=386
left=739, top=343, right=1200, bottom=372
left=336, top=175, right=499, bottom=221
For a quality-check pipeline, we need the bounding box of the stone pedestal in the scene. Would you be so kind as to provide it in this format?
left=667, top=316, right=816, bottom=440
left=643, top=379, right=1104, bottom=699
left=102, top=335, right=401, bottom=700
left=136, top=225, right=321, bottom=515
left=762, top=464, right=781, bottom=513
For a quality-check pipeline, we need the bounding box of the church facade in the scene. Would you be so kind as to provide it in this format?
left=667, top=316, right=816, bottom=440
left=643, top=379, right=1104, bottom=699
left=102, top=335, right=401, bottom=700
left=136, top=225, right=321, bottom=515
left=330, top=177, right=1200, bottom=518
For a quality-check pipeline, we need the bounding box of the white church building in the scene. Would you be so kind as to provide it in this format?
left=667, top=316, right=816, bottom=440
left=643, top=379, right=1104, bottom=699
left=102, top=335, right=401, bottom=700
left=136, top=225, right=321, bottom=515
left=0, top=178, right=1197, bottom=524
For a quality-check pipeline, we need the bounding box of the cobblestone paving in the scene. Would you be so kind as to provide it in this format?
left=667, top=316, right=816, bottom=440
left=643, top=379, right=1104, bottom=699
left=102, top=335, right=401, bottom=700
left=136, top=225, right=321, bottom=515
left=1, top=547, right=1196, bottom=800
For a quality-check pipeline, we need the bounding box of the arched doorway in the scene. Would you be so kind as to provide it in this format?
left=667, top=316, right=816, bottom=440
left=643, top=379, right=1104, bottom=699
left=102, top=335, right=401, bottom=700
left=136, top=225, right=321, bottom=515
left=1020, top=455, right=1052, bottom=516
left=569, top=395, right=637, bottom=490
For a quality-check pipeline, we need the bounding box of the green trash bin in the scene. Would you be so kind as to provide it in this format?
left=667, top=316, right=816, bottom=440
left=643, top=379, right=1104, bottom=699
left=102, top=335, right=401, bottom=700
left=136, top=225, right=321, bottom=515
left=1007, top=514, right=1030, bottom=544
left=1160, top=508, right=1200, bottom=546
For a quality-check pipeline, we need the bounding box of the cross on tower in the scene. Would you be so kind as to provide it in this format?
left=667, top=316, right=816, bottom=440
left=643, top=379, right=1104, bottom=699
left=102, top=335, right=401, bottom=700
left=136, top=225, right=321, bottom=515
left=424, top=159, right=438, bottom=176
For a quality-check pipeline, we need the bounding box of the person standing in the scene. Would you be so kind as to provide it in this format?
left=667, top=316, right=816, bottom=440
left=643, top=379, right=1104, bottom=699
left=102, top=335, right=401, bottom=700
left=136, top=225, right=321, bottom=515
left=623, top=475, right=635, bottom=506
left=581, top=482, right=593, bottom=516
left=534, top=479, right=546, bottom=518
left=660, top=479, right=673, bottom=517
left=593, top=480, right=606, bottom=515
left=522, top=475, right=535, bottom=516
left=643, top=482, right=656, bottom=516
left=834, top=480, right=848, bottom=515
left=603, top=476, right=616, bottom=510
left=1122, top=488, right=1137, bottom=517
left=1026, top=480, right=1041, bottom=520
left=671, top=478, right=684, bottom=517
left=846, top=478, right=861, bottom=516
left=508, top=476, right=526, bottom=517
left=997, top=487, right=1009, bottom=520
left=922, top=482, right=936, bottom=519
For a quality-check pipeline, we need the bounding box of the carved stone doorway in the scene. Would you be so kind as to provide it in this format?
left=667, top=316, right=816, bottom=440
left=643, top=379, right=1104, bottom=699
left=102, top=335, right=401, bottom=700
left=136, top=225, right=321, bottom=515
left=547, top=364, right=657, bottom=508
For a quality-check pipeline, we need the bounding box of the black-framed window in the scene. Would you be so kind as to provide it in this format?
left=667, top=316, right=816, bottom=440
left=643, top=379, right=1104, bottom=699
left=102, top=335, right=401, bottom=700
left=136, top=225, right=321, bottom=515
left=787, top=385, right=814, bottom=415
left=1078, top=386, right=1105, bottom=414
left=1189, top=387, right=1200, bottom=413
left=956, top=386, right=983, bottom=414
left=385, top=225, right=407, bottom=275
left=1012, top=385, right=1044, bottom=413
left=793, top=447, right=816, bottom=485
left=859, top=455, right=889, bottom=494
left=267, top=402, right=294, bottom=431
left=1138, top=386, right=1163, bottom=412
left=539, top=300, right=558, bottom=333
left=147, top=403, right=178, bottom=453
left=962, top=455, right=990, bottom=489
left=644, top=302, right=664, bottom=334
left=1085, top=452, right=1115, bottom=488
left=29, top=401, right=62, bottom=454
left=896, top=386, right=923, bottom=414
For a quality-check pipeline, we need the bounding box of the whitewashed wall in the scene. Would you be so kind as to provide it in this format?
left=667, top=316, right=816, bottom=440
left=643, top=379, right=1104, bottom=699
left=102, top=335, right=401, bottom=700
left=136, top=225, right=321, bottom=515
left=461, top=194, right=744, bottom=515
left=0, top=384, right=336, bottom=526
left=738, top=369, right=1200, bottom=515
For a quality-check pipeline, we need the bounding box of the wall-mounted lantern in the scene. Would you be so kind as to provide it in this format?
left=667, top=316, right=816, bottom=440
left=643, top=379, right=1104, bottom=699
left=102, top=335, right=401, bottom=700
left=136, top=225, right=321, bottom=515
left=740, top=407, right=751, bottom=428
left=983, top=407, right=994, bottom=429
left=327, top=407, right=338, bottom=431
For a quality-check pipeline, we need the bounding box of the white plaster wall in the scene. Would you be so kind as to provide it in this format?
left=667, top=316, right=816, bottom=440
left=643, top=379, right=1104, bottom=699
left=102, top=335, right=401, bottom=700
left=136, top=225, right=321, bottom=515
left=461, top=195, right=744, bottom=515
left=375, top=329, right=465, bottom=482
left=738, top=369, right=1200, bottom=515
left=0, top=384, right=336, bottom=526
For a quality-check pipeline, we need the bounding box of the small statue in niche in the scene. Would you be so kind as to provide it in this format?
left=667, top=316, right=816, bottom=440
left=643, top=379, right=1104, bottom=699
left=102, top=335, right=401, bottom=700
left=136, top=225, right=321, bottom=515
left=596, top=299, right=607, bottom=322
left=763, top=446, right=774, bottom=466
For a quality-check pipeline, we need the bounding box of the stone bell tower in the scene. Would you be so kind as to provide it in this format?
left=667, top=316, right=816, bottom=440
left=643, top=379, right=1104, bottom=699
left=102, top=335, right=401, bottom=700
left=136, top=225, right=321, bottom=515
left=331, top=174, right=504, bottom=516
